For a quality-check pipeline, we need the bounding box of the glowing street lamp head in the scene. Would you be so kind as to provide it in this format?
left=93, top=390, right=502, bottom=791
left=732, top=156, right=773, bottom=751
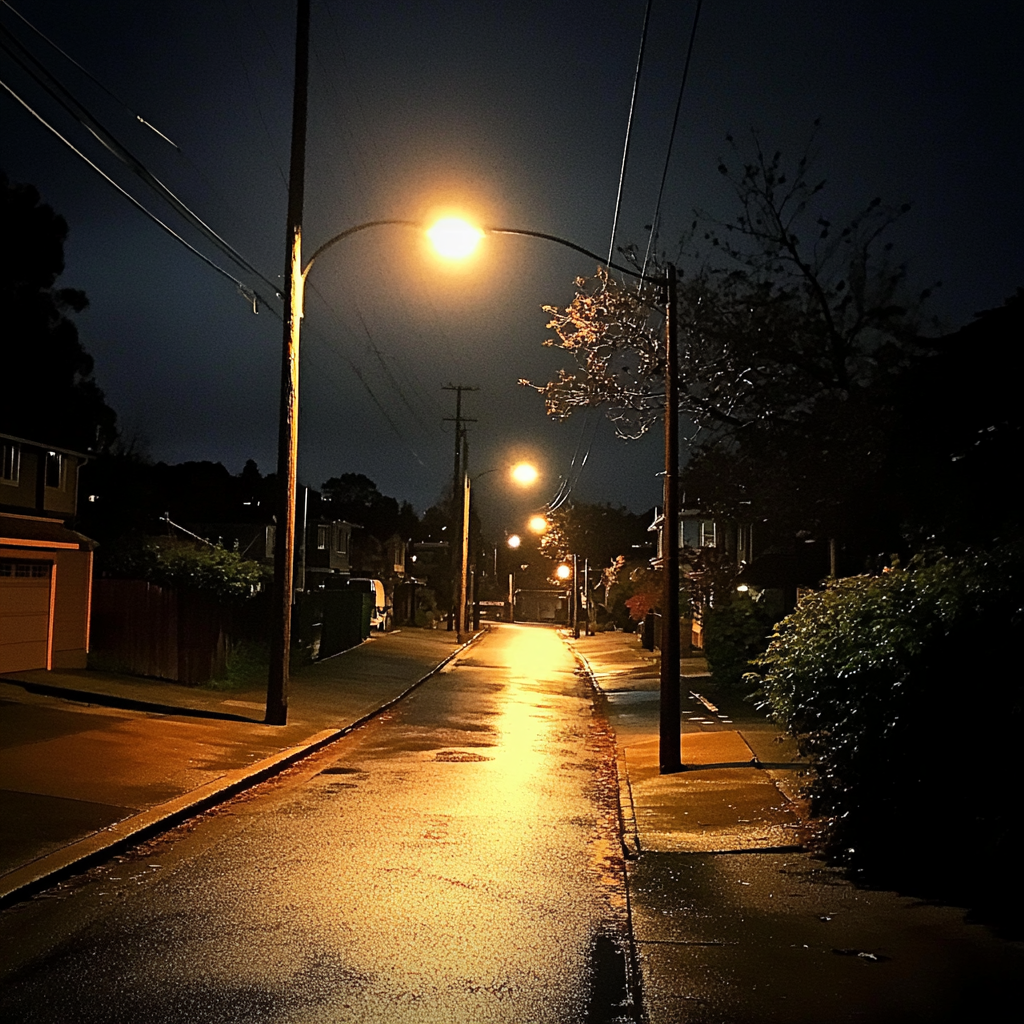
left=555, top=563, right=572, bottom=581
left=427, top=217, right=483, bottom=259
left=507, top=534, right=522, bottom=549
left=528, top=515, right=548, bottom=534
left=510, top=462, right=538, bottom=487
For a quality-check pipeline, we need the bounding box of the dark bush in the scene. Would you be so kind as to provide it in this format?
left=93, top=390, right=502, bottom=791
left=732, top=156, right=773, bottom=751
left=702, top=595, right=775, bottom=687
left=102, top=535, right=270, bottom=600
left=749, top=546, right=1024, bottom=923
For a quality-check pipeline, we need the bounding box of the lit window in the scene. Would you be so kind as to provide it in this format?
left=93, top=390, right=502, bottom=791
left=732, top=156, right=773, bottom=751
left=317, top=525, right=329, bottom=550
left=700, top=520, right=717, bottom=547
left=1, top=442, right=19, bottom=483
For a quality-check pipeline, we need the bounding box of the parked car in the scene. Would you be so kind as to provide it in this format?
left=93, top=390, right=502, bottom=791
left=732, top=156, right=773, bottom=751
left=346, top=577, right=389, bottom=631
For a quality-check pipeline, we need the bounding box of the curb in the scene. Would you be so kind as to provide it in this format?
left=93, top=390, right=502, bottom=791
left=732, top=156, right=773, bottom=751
left=0, top=631, right=484, bottom=909
left=563, top=637, right=646, bottom=1023
left=567, top=643, right=642, bottom=860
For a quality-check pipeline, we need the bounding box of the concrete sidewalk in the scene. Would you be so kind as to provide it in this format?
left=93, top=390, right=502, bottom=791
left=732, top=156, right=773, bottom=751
left=0, top=627, right=472, bottom=906
left=567, top=631, right=810, bottom=859
left=567, top=630, right=1024, bottom=1024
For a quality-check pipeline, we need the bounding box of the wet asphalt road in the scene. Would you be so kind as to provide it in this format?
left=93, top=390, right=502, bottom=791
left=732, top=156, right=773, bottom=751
left=0, top=624, right=636, bottom=1024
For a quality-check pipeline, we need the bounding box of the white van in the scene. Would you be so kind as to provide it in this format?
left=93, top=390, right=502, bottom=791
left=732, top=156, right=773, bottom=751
left=347, top=577, right=388, bottom=631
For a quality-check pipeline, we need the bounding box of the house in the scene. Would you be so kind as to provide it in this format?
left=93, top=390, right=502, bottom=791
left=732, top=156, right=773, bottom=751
left=647, top=500, right=755, bottom=650
left=1, top=433, right=96, bottom=673
left=303, top=518, right=355, bottom=587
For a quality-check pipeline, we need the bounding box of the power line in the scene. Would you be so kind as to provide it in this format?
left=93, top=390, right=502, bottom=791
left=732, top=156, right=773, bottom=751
left=0, top=18, right=281, bottom=299
left=642, top=0, right=704, bottom=277
left=0, top=74, right=276, bottom=312
left=0, top=0, right=179, bottom=148
left=554, top=0, right=654, bottom=511
left=607, top=0, right=653, bottom=265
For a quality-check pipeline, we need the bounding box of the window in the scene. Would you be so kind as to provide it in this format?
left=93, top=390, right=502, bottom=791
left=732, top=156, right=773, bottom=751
left=45, top=451, right=64, bottom=489
left=700, top=520, right=717, bottom=548
left=0, top=560, right=50, bottom=578
left=1, top=442, right=19, bottom=484
left=317, top=524, right=329, bottom=550
left=335, top=528, right=347, bottom=554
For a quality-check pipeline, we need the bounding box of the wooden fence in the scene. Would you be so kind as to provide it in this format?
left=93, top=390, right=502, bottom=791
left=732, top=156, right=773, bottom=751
left=90, top=579, right=256, bottom=685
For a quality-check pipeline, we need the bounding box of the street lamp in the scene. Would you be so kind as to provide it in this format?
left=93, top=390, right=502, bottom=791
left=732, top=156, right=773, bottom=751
left=268, top=200, right=680, bottom=774
left=506, top=533, right=522, bottom=622
left=528, top=515, right=548, bottom=534
left=425, top=219, right=683, bottom=773
left=267, top=216, right=434, bottom=725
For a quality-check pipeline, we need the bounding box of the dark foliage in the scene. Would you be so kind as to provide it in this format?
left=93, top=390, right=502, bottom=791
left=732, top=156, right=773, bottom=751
left=886, top=290, right=1024, bottom=549
left=540, top=501, right=653, bottom=569
left=102, top=535, right=269, bottom=600
left=702, top=595, right=776, bottom=687
left=0, top=172, right=116, bottom=450
left=750, top=548, right=1024, bottom=924
left=321, top=472, right=417, bottom=541
left=78, top=455, right=276, bottom=546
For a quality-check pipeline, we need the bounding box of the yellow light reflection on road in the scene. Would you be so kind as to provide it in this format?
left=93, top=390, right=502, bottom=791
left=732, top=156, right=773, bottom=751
left=492, top=626, right=565, bottom=796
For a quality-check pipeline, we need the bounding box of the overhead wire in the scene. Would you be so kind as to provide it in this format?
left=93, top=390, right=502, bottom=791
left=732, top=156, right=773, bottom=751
left=304, top=280, right=431, bottom=468
left=0, top=74, right=277, bottom=312
left=641, top=0, right=703, bottom=277
left=6, top=0, right=288, bottom=265
left=0, top=0, right=179, bottom=148
left=548, top=0, right=654, bottom=513
left=607, top=0, right=653, bottom=266
left=0, top=19, right=282, bottom=301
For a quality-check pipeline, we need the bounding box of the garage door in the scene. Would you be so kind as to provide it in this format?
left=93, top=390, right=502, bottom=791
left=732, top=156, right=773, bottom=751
left=0, top=560, right=53, bottom=673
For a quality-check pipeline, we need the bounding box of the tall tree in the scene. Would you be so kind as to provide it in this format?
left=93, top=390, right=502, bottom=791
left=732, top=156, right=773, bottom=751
left=528, top=129, right=937, bottom=552
left=539, top=501, right=652, bottom=570
left=0, top=172, right=116, bottom=450
left=320, top=472, right=417, bottom=541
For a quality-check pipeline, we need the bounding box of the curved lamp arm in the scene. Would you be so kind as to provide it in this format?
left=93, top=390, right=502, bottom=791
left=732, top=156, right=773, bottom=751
left=484, top=226, right=665, bottom=287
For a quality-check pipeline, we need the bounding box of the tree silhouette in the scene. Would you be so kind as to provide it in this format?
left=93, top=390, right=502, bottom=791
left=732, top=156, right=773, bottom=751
left=0, top=172, right=116, bottom=450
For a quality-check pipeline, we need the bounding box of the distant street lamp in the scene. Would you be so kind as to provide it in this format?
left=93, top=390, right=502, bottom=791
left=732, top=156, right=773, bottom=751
left=456, top=462, right=539, bottom=641
left=528, top=515, right=549, bottom=534
left=506, top=533, right=522, bottom=622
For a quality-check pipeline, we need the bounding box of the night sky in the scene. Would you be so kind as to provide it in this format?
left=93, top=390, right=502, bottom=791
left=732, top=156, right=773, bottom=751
left=2, top=1, right=1021, bottom=525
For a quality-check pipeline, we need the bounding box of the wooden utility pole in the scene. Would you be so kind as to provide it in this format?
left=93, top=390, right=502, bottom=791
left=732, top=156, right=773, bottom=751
left=659, top=263, right=683, bottom=772
left=267, top=0, right=310, bottom=726
left=442, top=385, right=476, bottom=631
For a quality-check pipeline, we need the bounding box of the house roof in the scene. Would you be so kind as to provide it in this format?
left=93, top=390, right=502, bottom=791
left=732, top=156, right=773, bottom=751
left=0, top=432, right=89, bottom=460
left=0, top=513, right=96, bottom=551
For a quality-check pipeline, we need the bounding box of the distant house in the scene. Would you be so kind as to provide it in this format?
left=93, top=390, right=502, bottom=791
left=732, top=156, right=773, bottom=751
left=303, top=518, right=355, bottom=587
left=648, top=502, right=754, bottom=569
left=647, top=500, right=755, bottom=650
left=0, top=433, right=96, bottom=673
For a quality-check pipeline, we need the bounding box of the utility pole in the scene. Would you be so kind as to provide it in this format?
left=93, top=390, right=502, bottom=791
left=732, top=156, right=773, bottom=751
left=660, top=263, right=683, bottom=772
left=267, top=0, right=310, bottom=726
left=442, top=385, right=477, bottom=632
